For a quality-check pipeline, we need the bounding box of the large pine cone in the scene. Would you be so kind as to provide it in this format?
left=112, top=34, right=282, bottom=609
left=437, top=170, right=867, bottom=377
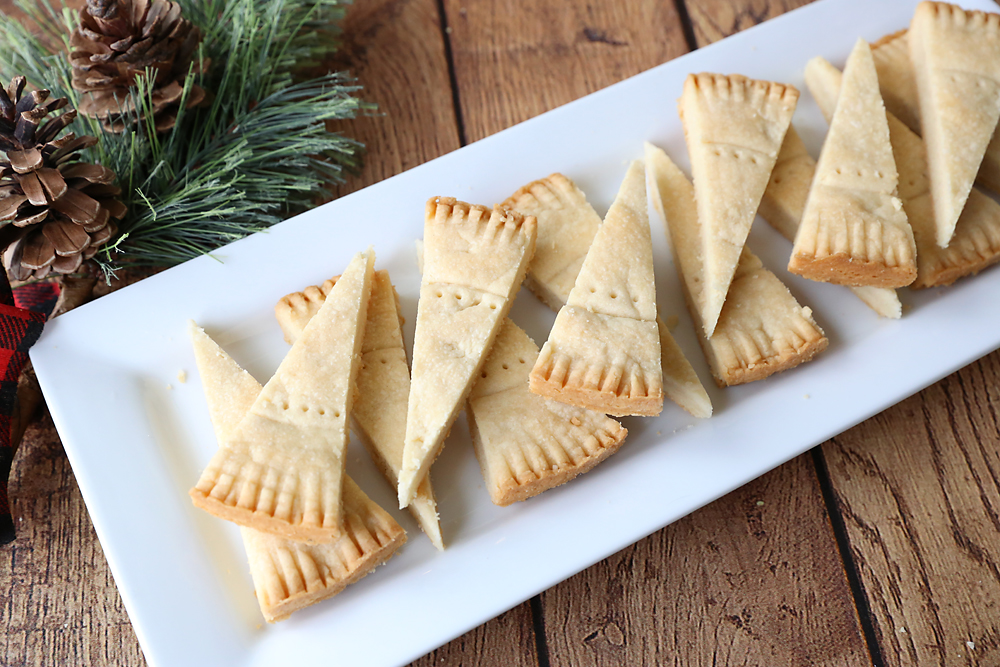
left=70, top=0, right=209, bottom=133
left=0, top=77, right=126, bottom=280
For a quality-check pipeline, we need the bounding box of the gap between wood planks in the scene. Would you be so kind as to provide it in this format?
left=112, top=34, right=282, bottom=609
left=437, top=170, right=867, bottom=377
left=673, top=0, right=700, bottom=53
left=812, top=447, right=886, bottom=667
left=434, top=0, right=468, bottom=147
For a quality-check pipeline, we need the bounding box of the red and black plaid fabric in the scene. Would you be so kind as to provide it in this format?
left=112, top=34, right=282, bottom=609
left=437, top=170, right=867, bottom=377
left=13, top=282, right=61, bottom=316
left=0, top=281, right=54, bottom=545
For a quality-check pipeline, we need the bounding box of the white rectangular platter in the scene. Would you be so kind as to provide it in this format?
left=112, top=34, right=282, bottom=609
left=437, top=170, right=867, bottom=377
left=29, top=0, right=1000, bottom=665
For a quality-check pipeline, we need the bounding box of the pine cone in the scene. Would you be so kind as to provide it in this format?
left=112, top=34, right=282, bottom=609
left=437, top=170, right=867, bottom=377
left=70, top=0, right=209, bottom=133
left=0, top=77, right=126, bottom=281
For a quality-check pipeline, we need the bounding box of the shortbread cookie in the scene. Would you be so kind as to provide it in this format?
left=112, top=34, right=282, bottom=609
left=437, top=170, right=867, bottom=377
left=915, top=192, right=1000, bottom=287
left=758, top=127, right=816, bottom=243
left=791, top=40, right=916, bottom=288
left=910, top=2, right=1000, bottom=246
left=189, top=324, right=405, bottom=622
left=276, top=271, right=444, bottom=550
left=189, top=321, right=263, bottom=440
left=241, top=478, right=405, bottom=623
left=679, top=72, right=798, bottom=336
left=530, top=161, right=663, bottom=416
left=706, top=248, right=829, bottom=386
left=504, top=173, right=711, bottom=418
left=657, top=318, right=712, bottom=418
left=190, top=251, right=375, bottom=543
left=502, top=174, right=603, bottom=311
left=398, top=200, right=536, bottom=508
left=760, top=127, right=901, bottom=319
left=872, top=29, right=1000, bottom=196
left=468, top=319, right=627, bottom=506
left=530, top=305, right=663, bottom=415
left=807, top=56, right=1000, bottom=289
left=646, top=142, right=827, bottom=386
left=871, top=31, right=922, bottom=133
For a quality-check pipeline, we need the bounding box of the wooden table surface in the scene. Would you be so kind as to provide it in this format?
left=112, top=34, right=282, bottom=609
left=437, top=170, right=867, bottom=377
left=4, top=0, right=1000, bottom=665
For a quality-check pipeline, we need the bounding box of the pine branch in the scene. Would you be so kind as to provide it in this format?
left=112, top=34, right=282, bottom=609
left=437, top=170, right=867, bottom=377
left=0, top=0, right=368, bottom=273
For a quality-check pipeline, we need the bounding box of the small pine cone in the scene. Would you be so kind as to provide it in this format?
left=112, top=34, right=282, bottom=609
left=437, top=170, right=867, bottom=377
left=0, top=77, right=74, bottom=152
left=70, top=0, right=210, bottom=133
left=0, top=78, right=126, bottom=281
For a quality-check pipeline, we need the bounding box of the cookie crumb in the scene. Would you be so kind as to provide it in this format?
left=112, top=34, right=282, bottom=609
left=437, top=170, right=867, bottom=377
left=177, top=370, right=187, bottom=384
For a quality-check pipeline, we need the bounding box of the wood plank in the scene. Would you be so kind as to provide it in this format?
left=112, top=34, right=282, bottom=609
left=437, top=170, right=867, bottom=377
left=445, top=0, right=869, bottom=665
left=441, top=0, right=689, bottom=143
left=412, top=606, right=540, bottom=667
left=822, top=350, right=1000, bottom=667
left=541, top=455, right=869, bottom=666
left=2, top=415, right=145, bottom=667
left=327, top=0, right=461, bottom=194
left=684, top=0, right=814, bottom=47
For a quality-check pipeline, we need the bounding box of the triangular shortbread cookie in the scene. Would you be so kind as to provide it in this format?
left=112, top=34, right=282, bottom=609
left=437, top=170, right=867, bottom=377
left=189, top=322, right=261, bottom=436
left=398, top=199, right=536, bottom=508
left=190, top=250, right=375, bottom=543
left=916, top=191, right=1000, bottom=287
left=646, top=142, right=827, bottom=386
left=872, top=29, right=1000, bottom=197
left=679, top=72, right=799, bottom=336
left=241, top=479, right=405, bottom=623
left=657, top=318, right=712, bottom=418
left=276, top=271, right=444, bottom=550
left=708, top=248, right=829, bottom=386
left=505, top=173, right=711, bottom=418
left=189, top=324, right=405, bottom=622
left=758, top=127, right=815, bottom=243
left=760, top=127, right=902, bottom=319
left=790, top=39, right=916, bottom=288
left=468, top=318, right=627, bottom=506
left=502, top=173, right=604, bottom=311
left=529, top=161, right=663, bottom=416
left=910, top=2, right=1000, bottom=246
left=871, top=31, right=922, bottom=133
left=807, top=56, right=1000, bottom=289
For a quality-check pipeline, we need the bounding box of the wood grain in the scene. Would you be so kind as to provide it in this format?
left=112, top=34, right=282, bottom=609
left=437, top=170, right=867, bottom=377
left=823, top=351, right=1000, bottom=667
left=412, top=605, right=540, bottom=667
left=441, top=0, right=689, bottom=143
left=683, top=0, right=815, bottom=47
left=327, top=0, right=461, bottom=195
left=2, top=414, right=146, bottom=667
left=540, top=454, right=870, bottom=666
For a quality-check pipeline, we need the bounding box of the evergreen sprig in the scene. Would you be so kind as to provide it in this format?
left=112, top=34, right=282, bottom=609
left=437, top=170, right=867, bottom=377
left=0, top=0, right=368, bottom=274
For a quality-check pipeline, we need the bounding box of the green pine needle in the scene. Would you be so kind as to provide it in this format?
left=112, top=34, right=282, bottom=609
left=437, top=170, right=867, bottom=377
left=0, top=0, right=369, bottom=273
